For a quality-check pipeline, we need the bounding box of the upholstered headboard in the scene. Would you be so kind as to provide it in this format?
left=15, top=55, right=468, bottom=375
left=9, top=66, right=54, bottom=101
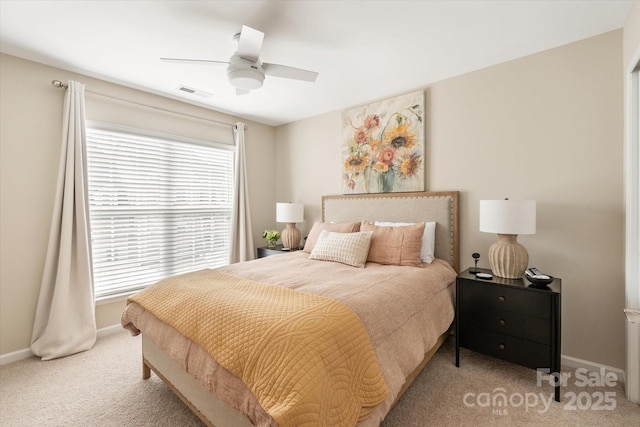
left=322, top=191, right=459, bottom=272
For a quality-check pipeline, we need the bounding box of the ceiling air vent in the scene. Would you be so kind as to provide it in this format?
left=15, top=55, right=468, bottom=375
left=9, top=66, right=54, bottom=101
left=178, top=86, right=213, bottom=98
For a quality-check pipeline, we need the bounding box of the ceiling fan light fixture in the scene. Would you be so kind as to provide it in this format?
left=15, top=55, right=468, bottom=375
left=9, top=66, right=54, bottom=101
left=227, top=68, right=264, bottom=90
left=163, top=25, right=317, bottom=93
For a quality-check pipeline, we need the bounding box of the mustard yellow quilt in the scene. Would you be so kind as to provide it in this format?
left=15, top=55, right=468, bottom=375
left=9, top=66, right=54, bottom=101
left=128, top=269, right=388, bottom=427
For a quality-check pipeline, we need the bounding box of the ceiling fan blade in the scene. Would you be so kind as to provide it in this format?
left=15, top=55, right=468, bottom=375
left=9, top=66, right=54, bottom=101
left=236, top=25, right=264, bottom=61
left=160, top=57, right=229, bottom=65
left=263, top=63, right=318, bottom=82
left=236, top=88, right=250, bottom=96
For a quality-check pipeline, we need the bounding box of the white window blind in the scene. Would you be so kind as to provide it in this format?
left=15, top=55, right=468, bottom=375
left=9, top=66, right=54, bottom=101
left=86, top=125, right=234, bottom=299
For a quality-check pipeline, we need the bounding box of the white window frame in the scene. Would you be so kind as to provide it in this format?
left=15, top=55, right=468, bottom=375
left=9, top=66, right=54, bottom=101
left=86, top=122, right=235, bottom=302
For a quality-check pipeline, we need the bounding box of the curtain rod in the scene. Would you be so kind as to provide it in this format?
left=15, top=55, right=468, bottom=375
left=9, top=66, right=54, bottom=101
left=51, top=80, right=247, bottom=131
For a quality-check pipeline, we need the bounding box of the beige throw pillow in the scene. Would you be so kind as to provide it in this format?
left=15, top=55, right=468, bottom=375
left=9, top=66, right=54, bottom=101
left=308, top=230, right=373, bottom=268
left=302, top=221, right=361, bottom=253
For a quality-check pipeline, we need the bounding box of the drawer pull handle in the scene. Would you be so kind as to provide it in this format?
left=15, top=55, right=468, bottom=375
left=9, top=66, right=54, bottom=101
left=498, top=296, right=505, bottom=302
left=499, top=319, right=506, bottom=326
left=498, top=344, right=505, bottom=350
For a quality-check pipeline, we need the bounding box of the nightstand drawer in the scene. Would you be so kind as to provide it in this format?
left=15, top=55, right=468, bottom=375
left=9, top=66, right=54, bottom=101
left=460, top=280, right=551, bottom=319
left=461, top=309, right=550, bottom=344
left=461, top=326, right=552, bottom=369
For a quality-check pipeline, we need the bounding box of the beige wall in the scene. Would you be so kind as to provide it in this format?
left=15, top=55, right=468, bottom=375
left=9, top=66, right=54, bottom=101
left=0, top=54, right=277, bottom=355
left=276, top=30, right=625, bottom=369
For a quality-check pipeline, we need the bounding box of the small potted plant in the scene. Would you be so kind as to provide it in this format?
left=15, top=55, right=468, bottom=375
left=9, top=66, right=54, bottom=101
left=262, top=229, right=281, bottom=248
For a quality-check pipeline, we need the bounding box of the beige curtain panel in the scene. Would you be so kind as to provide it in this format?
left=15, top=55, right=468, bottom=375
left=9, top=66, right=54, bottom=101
left=30, top=80, right=96, bottom=360
left=229, top=122, right=255, bottom=263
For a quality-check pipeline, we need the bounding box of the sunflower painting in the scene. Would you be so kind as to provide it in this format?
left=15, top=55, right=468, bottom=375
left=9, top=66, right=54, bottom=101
left=342, top=90, right=424, bottom=194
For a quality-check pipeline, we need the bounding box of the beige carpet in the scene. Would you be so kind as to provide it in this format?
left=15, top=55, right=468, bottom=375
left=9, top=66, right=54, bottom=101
left=0, top=330, right=638, bottom=426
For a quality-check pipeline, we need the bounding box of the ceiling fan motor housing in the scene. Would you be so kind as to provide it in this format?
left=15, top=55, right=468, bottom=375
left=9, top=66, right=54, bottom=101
left=227, top=55, right=264, bottom=90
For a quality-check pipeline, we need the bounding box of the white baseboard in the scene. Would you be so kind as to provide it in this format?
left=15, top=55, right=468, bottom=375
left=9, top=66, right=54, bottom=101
left=0, top=324, right=125, bottom=366
left=561, top=354, right=626, bottom=388
left=0, top=347, right=34, bottom=366
left=96, top=323, right=126, bottom=338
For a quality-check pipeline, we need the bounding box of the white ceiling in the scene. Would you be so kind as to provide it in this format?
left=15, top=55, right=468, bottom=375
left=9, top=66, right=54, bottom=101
left=0, top=0, right=633, bottom=126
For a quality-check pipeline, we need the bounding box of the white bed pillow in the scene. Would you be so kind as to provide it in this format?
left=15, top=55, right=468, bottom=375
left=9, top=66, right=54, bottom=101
left=374, top=221, right=436, bottom=264
left=309, top=230, right=373, bottom=268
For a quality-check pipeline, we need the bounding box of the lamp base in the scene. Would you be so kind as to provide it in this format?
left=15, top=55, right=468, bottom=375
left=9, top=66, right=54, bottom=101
left=488, top=234, right=529, bottom=279
left=281, top=223, right=301, bottom=250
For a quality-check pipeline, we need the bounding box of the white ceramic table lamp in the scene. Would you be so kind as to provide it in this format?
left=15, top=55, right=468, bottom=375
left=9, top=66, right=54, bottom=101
left=479, top=199, right=536, bottom=279
left=276, top=202, right=304, bottom=250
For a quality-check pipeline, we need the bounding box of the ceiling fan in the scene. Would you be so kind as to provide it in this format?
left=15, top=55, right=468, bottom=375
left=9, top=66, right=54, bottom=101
left=161, top=25, right=319, bottom=95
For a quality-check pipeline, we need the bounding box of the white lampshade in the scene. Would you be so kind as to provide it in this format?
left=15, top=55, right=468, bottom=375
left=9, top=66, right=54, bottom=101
left=276, top=203, right=304, bottom=223
left=479, top=200, right=536, bottom=235
left=479, top=199, right=536, bottom=279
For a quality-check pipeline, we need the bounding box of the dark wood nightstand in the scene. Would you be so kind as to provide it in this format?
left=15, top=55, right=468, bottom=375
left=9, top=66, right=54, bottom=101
left=256, top=245, right=287, bottom=258
left=455, top=267, right=562, bottom=401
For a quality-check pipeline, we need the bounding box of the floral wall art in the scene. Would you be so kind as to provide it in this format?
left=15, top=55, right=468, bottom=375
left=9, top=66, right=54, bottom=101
left=342, top=90, right=425, bottom=194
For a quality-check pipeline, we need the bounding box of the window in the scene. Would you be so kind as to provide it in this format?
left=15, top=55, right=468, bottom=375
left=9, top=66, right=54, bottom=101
left=86, top=124, right=234, bottom=300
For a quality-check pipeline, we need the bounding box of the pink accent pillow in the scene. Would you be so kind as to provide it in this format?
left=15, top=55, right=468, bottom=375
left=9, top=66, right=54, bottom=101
left=360, top=221, right=425, bottom=266
left=375, top=221, right=436, bottom=263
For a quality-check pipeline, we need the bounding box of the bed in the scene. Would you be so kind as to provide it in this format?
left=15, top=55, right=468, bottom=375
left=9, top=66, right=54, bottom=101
left=121, top=191, right=459, bottom=427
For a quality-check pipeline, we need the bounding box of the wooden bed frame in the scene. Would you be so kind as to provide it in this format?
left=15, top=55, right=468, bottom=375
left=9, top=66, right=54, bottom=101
left=140, top=191, right=459, bottom=427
